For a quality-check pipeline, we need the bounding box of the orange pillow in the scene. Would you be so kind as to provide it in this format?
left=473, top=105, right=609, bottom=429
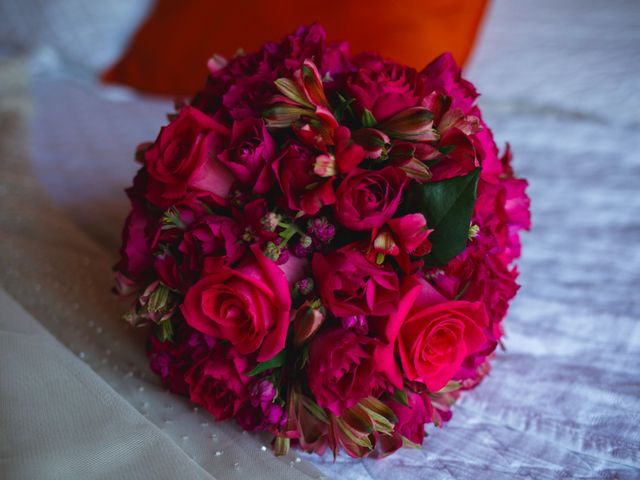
left=103, top=0, right=488, bottom=96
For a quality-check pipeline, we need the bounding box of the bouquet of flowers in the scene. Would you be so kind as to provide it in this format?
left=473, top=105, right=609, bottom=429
left=115, top=24, right=530, bottom=458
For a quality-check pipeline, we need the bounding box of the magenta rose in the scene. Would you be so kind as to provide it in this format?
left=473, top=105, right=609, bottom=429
left=312, top=246, right=400, bottom=317
left=217, top=118, right=276, bottom=193
left=273, top=141, right=336, bottom=216
left=144, top=106, right=234, bottom=207
left=185, top=343, right=251, bottom=420
left=167, top=191, right=228, bottom=228
left=178, top=214, right=246, bottom=281
left=335, top=167, right=407, bottom=231
left=307, top=328, right=386, bottom=415
left=348, top=53, right=424, bottom=122
left=376, top=277, right=488, bottom=393
left=181, top=244, right=291, bottom=361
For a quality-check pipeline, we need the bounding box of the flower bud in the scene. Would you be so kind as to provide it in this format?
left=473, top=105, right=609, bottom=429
left=294, top=277, right=315, bottom=296
left=293, top=303, right=325, bottom=346
left=273, top=436, right=290, bottom=456
left=379, top=107, right=438, bottom=142
left=352, top=128, right=390, bottom=159
left=261, top=212, right=281, bottom=232
left=313, top=154, right=336, bottom=177
left=264, top=241, right=282, bottom=261
left=307, top=216, right=335, bottom=244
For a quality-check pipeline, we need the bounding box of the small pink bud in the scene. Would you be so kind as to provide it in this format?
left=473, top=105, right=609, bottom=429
left=313, top=154, right=336, bottom=178
left=293, top=303, right=325, bottom=346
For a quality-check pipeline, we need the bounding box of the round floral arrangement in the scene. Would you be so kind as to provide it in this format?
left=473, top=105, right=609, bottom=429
left=115, top=24, right=530, bottom=458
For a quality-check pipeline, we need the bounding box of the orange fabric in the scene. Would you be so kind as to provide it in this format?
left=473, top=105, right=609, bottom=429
left=103, top=0, right=488, bottom=96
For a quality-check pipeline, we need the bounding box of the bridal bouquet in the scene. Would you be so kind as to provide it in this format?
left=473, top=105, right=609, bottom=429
left=115, top=24, right=530, bottom=458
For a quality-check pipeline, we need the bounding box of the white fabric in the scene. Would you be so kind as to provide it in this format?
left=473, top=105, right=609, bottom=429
left=0, top=56, right=321, bottom=480
left=2, top=0, right=639, bottom=478
left=0, top=0, right=152, bottom=72
left=0, top=288, right=214, bottom=480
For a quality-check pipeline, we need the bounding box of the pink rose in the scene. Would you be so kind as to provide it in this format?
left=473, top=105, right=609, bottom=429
left=349, top=53, right=424, bottom=122
left=307, top=328, right=386, bottom=415
left=273, top=142, right=336, bottom=216
left=335, top=167, right=407, bottom=231
left=181, top=245, right=291, bottom=361
left=312, top=246, right=400, bottom=317
left=166, top=191, right=228, bottom=228
left=217, top=118, right=276, bottom=193
left=185, top=343, right=251, bottom=420
left=178, top=214, right=246, bottom=282
left=144, top=106, right=234, bottom=207
left=377, top=277, right=489, bottom=392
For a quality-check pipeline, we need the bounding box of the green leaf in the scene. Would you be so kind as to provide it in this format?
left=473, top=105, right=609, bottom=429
left=332, top=93, right=355, bottom=123
left=392, top=388, right=409, bottom=407
left=439, top=144, right=456, bottom=155
left=248, top=350, right=286, bottom=376
left=296, top=344, right=310, bottom=369
left=361, top=109, right=377, bottom=128
left=407, top=168, right=480, bottom=267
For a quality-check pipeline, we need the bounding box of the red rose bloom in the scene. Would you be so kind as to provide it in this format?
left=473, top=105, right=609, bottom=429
left=144, top=106, right=234, bottom=207
left=217, top=117, right=276, bottom=193
left=181, top=245, right=291, bottom=361
left=312, top=246, right=400, bottom=317
left=178, top=214, right=246, bottom=282
left=348, top=53, right=425, bottom=122
left=377, top=277, right=488, bottom=392
left=307, top=328, right=386, bottom=415
left=185, top=344, right=251, bottom=420
left=335, top=167, right=407, bottom=231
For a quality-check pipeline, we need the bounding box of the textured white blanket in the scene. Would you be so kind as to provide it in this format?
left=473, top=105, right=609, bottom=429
left=1, top=1, right=639, bottom=479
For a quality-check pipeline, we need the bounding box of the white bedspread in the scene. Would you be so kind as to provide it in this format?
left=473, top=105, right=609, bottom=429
left=1, top=1, right=639, bottom=479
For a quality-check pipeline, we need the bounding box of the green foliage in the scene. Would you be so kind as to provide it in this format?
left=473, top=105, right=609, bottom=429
left=248, top=349, right=286, bottom=376
left=407, top=168, right=480, bottom=266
